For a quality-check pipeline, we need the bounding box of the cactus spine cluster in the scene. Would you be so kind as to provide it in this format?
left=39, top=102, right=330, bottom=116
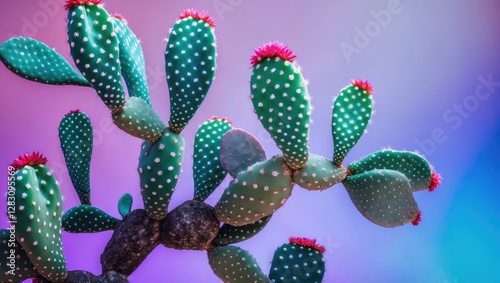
left=0, top=1, right=442, bottom=282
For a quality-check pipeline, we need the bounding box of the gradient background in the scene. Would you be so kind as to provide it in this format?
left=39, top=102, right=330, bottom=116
left=1, top=0, right=499, bottom=282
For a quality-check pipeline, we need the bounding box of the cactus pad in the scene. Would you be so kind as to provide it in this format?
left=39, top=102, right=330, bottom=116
left=292, top=154, right=347, bottom=191
left=269, top=237, right=325, bottom=283
left=332, top=80, right=373, bottom=165
left=58, top=110, right=93, bottom=205
left=193, top=117, right=233, bottom=201
left=220, top=128, right=267, bottom=178
left=67, top=1, right=126, bottom=111
left=343, top=169, right=420, bottom=227
left=0, top=37, right=90, bottom=87
left=250, top=42, right=311, bottom=170
left=0, top=229, right=39, bottom=282
left=118, top=193, right=133, bottom=218
left=62, top=205, right=120, bottom=233
left=111, top=97, right=167, bottom=143
left=208, top=245, right=270, bottom=283
left=113, top=15, right=151, bottom=105
left=348, top=149, right=440, bottom=192
left=212, top=214, right=273, bottom=246
left=138, top=128, right=185, bottom=220
left=215, top=155, right=294, bottom=226
left=165, top=9, right=217, bottom=133
left=11, top=155, right=67, bottom=282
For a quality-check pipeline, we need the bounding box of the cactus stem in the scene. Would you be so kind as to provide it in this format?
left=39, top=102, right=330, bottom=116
left=64, top=0, right=102, bottom=10
left=289, top=237, right=326, bottom=254
left=351, top=79, right=374, bottom=95
left=429, top=172, right=442, bottom=192
left=112, top=13, right=128, bottom=24
left=412, top=211, right=422, bottom=226
left=180, top=9, right=216, bottom=28
left=250, top=41, right=296, bottom=67
left=11, top=152, right=47, bottom=171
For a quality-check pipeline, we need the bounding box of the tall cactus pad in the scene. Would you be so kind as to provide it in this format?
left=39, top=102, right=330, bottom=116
left=165, top=9, right=217, bottom=133
left=220, top=128, right=267, bottom=178
left=118, top=193, right=133, bottom=218
left=348, top=149, right=441, bottom=192
left=269, top=237, right=325, bottom=283
left=0, top=229, right=39, bottom=282
left=208, top=245, right=271, bottom=283
left=343, top=169, right=420, bottom=228
left=138, top=129, right=185, bottom=220
left=11, top=155, right=67, bottom=282
left=212, top=214, right=272, bottom=246
left=67, top=1, right=125, bottom=111
left=292, top=154, right=347, bottom=191
left=332, top=80, right=373, bottom=165
left=58, top=110, right=93, bottom=205
left=113, top=15, right=151, bottom=105
left=215, top=155, right=294, bottom=226
left=62, top=205, right=120, bottom=233
left=193, top=117, right=233, bottom=201
left=112, top=97, right=167, bottom=143
left=0, top=37, right=90, bottom=87
left=250, top=42, right=311, bottom=170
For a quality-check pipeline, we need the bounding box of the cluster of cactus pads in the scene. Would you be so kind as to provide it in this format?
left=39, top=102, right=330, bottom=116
left=0, top=1, right=442, bottom=282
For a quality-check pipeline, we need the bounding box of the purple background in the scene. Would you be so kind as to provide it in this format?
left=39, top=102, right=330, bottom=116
left=1, top=0, right=499, bottom=282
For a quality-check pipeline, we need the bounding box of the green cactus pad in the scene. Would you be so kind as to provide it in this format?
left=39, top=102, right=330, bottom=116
left=0, top=229, right=39, bottom=282
left=138, top=128, right=185, bottom=220
left=250, top=42, right=311, bottom=170
left=0, top=37, right=90, bottom=87
left=220, top=128, right=267, bottom=178
left=67, top=2, right=125, bottom=111
left=332, top=80, right=373, bottom=165
left=12, top=162, right=67, bottom=282
left=208, top=245, right=271, bottom=283
left=113, top=15, right=151, bottom=105
left=343, top=169, right=420, bottom=228
left=292, top=154, right=347, bottom=191
left=112, top=97, right=167, bottom=143
left=62, top=205, right=120, bottom=233
left=58, top=110, right=93, bottom=205
left=193, top=117, right=233, bottom=201
left=165, top=10, right=217, bottom=133
left=215, top=155, right=294, bottom=226
left=118, top=193, right=133, bottom=218
left=348, top=149, right=435, bottom=192
left=269, top=237, right=325, bottom=283
left=212, top=214, right=272, bottom=246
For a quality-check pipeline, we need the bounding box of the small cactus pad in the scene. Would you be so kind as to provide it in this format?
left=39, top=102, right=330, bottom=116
left=220, top=128, right=267, bottom=178
left=332, top=80, right=373, bottom=165
left=12, top=158, right=67, bottom=282
left=138, top=128, right=185, bottom=220
left=0, top=229, right=39, bottom=282
left=250, top=42, right=311, bottom=170
left=269, top=237, right=325, bottom=283
left=165, top=9, right=217, bottom=133
left=343, top=169, right=420, bottom=228
left=348, top=149, right=440, bottom=192
left=112, top=15, right=151, bottom=105
left=67, top=1, right=126, bottom=111
left=0, top=37, right=90, bottom=87
left=193, top=117, right=233, bottom=201
left=208, top=245, right=271, bottom=283
left=212, top=214, right=272, bottom=246
left=58, top=110, right=93, bottom=205
left=111, top=97, right=167, bottom=143
left=292, top=154, right=347, bottom=191
left=62, top=205, right=120, bottom=233
left=214, top=155, right=294, bottom=226
left=118, top=193, right=133, bottom=218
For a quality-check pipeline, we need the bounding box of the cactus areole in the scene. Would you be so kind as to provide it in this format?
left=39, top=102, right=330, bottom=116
left=0, top=2, right=442, bottom=282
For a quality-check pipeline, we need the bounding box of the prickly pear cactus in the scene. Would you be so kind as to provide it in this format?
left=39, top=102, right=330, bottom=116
left=0, top=1, right=442, bottom=282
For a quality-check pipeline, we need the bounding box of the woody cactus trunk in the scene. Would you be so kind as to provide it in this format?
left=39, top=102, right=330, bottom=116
left=0, top=1, right=442, bottom=282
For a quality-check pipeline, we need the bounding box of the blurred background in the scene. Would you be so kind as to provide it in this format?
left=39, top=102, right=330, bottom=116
left=0, top=0, right=499, bottom=282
